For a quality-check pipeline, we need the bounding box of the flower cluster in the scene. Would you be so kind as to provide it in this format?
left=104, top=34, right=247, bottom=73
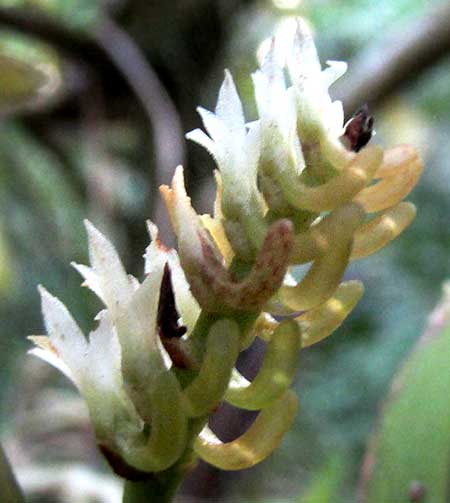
left=30, top=21, right=422, bottom=478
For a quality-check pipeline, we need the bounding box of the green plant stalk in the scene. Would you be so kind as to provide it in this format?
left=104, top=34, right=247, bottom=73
left=124, top=260, right=260, bottom=502
left=0, top=443, right=25, bottom=503
left=122, top=469, right=184, bottom=503
left=125, top=255, right=266, bottom=502
left=122, top=412, right=205, bottom=502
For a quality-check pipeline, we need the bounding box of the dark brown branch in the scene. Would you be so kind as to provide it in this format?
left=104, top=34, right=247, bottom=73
left=335, top=2, right=450, bottom=115
left=92, top=16, right=185, bottom=241
left=93, top=15, right=185, bottom=176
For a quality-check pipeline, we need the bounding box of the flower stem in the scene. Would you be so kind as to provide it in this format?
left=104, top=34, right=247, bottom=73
left=122, top=445, right=199, bottom=503
left=122, top=470, right=184, bottom=503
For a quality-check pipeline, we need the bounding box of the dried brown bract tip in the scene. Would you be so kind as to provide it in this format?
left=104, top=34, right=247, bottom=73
left=342, top=104, right=374, bottom=152
left=158, top=263, right=187, bottom=339
left=158, top=263, right=192, bottom=369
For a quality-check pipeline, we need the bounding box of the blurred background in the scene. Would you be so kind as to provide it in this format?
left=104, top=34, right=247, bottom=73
left=0, top=0, right=449, bottom=501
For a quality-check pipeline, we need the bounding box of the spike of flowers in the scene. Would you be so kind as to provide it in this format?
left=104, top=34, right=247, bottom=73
left=29, top=18, right=423, bottom=501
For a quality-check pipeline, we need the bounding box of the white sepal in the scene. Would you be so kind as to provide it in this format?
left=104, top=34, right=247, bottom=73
left=83, top=220, right=135, bottom=317
left=28, top=346, right=75, bottom=384
left=39, top=286, right=88, bottom=386
left=216, top=70, right=246, bottom=138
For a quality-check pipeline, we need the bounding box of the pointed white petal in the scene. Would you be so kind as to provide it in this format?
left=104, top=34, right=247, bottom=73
left=144, top=220, right=163, bottom=273
left=167, top=252, right=200, bottom=333
left=260, top=37, right=277, bottom=74
left=128, top=273, right=162, bottom=348
left=83, top=313, right=141, bottom=423
left=144, top=221, right=200, bottom=333
left=243, top=122, right=261, bottom=179
left=39, top=286, right=87, bottom=384
left=71, top=262, right=105, bottom=303
left=252, top=70, right=271, bottom=118
left=255, top=39, right=286, bottom=117
left=144, top=221, right=170, bottom=274
left=196, top=107, right=230, bottom=154
left=29, top=346, right=75, bottom=383
left=116, top=265, right=166, bottom=384
left=288, top=19, right=321, bottom=83
left=186, top=128, right=218, bottom=160
left=215, top=70, right=246, bottom=135
left=84, top=220, right=135, bottom=316
left=114, top=266, right=168, bottom=421
left=128, top=275, right=140, bottom=291
left=322, top=60, right=347, bottom=88
left=82, top=313, right=143, bottom=439
left=87, top=313, right=123, bottom=395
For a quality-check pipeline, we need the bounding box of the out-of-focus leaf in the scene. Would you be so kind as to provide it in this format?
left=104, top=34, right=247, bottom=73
left=296, top=456, right=347, bottom=503
left=0, top=54, right=50, bottom=111
left=0, top=29, right=62, bottom=115
left=0, top=125, right=85, bottom=258
left=0, top=224, right=15, bottom=293
left=361, top=284, right=450, bottom=503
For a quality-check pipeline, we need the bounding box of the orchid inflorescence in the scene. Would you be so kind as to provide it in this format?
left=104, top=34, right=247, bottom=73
left=29, top=21, right=422, bottom=481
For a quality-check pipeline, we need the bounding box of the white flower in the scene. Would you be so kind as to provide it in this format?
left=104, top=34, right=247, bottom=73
left=286, top=19, right=350, bottom=169
left=252, top=39, right=305, bottom=212
left=186, top=71, right=267, bottom=259
left=30, top=288, right=143, bottom=447
left=30, top=220, right=195, bottom=473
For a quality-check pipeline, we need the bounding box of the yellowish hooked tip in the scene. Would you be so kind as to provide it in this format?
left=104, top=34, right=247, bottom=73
left=351, top=202, right=417, bottom=260
left=297, top=281, right=364, bottom=347
left=354, top=154, right=423, bottom=213
left=194, top=390, right=298, bottom=470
